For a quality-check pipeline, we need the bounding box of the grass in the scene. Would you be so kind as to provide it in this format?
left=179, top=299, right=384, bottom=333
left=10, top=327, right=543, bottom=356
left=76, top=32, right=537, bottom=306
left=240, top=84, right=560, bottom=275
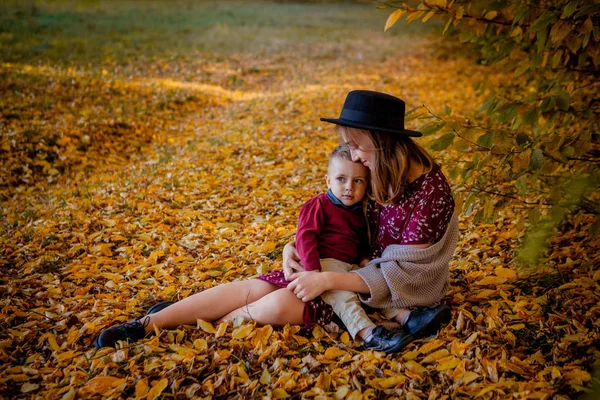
left=0, top=0, right=437, bottom=66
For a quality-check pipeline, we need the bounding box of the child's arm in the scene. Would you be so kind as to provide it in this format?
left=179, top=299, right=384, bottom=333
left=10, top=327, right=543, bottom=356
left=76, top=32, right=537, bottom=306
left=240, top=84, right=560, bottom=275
left=296, top=197, right=325, bottom=272
left=357, top=219, right=370, bottom=268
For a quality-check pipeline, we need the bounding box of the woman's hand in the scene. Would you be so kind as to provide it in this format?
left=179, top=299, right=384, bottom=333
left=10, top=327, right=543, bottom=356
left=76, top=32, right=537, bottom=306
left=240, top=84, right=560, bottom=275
left=282, top=241, right=304, bottom=281
left=287, top=271, right=330, bottom=302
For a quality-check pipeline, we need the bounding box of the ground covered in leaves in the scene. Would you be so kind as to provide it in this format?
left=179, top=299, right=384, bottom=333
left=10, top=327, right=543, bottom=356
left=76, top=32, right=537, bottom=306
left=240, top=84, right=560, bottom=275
left=1, top=1, right=599, bottom=399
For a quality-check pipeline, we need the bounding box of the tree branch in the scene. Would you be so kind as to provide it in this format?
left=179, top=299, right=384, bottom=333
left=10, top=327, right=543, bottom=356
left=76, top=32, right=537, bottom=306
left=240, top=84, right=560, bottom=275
left=422, top=104, right=491, bottom=151
left=473, top=186, right=552, bottom=206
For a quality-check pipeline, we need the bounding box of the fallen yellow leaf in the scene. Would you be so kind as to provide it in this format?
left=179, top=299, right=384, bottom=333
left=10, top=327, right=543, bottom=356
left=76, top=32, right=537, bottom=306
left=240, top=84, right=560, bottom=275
left=135, top=378, right=149, bottom=399
left=272, top=388, right=289, bottom=398
left=147, top=378, right=169, bottom=400
left=494, top=267, right=517, bottom=279
left=47, top=333, right=60, bottom=352
left=21, top=382, right=39, bottom=393
left=232, top=323, right=254, bottom=340
left=197, top=319, right=216, bottom=334
left=81, top=376, right=127, bottom=396
left=324, top=347, right=348, bottom=359
left=418, top=339, right=444, bottom=354
left=370, top=375, right=405, bottom=389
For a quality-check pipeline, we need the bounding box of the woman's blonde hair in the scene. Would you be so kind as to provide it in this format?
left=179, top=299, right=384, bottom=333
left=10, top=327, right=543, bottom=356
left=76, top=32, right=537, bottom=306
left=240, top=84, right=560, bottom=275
left=337, top=126, right=435, bottom=205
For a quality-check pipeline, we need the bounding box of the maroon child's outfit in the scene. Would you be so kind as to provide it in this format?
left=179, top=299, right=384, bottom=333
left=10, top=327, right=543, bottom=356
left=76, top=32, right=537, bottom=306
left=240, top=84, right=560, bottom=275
left=257, top=166, right=454, bottom=329
left=258, top=192, right=366, bottom=328
left=295, top=193, right=366, bottom=272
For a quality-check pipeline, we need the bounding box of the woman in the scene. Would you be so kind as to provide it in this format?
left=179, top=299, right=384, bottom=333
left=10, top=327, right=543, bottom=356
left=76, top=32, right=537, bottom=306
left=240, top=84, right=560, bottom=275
left=285, top=90, right=458, bottom=345
left=94, top=90, right=457, bottom=354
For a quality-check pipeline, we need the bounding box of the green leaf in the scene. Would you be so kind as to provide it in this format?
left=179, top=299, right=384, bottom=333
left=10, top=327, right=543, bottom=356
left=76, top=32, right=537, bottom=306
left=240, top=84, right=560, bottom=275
left=530, top=148, right=544, bottom=170
left=429, top=133, right=455, bottom=151
left=536, top=28, right=548, bottom=54
left=554, top=90, right=570, bottom=111
left=516, top=133, right=531, bottom=148
left=522, top=106, right=540, bottom=126
left=578, top=52, right=587, bottom=67
left=515, top=175, right=528, bottom=196
left=573, top=4, right=600, bottom=19
left=566, top=35, right=582, bottom=53
left=473, top=208, right=483, bottom=224
left=514, top=5, right=530, bottom=25
left=476, top=131, right=495, bottom=148
left=541, top=96, right=556, bottom=112
left=442, top=17, right=453, bottom=35
left=404, top=107, right=422, bottom=122
left=561, top=146, right=575, bottom=159
left=420, top=121, right=446, bottom=136
left=463, top=191, right=477, bottom=217
left=550, top=21, right=573, bottom=43
left=498, top=104, right=519, bottom=123
left=562, top=1, right=578, bottom=18
left=453, top=139, right=470, bottom=152
left=530, top=13, right=558, bottom=33
left=480, top=96, right=497, bottom=113
left=459, top=28, right=476, bottom=43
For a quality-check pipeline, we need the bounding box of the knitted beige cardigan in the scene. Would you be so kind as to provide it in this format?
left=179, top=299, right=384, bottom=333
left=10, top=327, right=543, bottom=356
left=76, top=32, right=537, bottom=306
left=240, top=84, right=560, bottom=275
left=353, top=213, right=459, bottom=309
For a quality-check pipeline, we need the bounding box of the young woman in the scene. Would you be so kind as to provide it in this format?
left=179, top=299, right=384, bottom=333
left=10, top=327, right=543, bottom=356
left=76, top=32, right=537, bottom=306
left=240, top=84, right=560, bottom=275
left=285, top=91, right=458, bottom=343
left=94, top=90, right=457, bottom=354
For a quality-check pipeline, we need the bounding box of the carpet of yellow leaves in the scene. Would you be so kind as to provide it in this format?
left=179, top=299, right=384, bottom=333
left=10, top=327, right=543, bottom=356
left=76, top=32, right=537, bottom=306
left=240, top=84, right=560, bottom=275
left=1, top=19, right=599, bottom=400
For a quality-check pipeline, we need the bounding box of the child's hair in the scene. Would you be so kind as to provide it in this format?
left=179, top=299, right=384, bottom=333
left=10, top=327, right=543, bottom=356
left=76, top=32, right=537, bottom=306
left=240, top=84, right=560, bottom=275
left=336, top=126, right=435, bottom=205
left=328, top=143, right=354, bottom=165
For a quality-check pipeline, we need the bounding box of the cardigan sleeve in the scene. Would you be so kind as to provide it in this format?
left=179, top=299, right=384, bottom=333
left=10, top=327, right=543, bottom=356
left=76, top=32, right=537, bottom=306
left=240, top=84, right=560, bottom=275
left=296, top=196, right=324, bottom=272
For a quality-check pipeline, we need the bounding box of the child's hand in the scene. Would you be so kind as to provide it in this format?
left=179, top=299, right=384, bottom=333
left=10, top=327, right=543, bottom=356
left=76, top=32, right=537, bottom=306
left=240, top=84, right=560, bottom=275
left=287, top=271, right=328, bottom=302
left=282, top=241, right=304, bottom=280
left=359, top=258, right=371, bottom=268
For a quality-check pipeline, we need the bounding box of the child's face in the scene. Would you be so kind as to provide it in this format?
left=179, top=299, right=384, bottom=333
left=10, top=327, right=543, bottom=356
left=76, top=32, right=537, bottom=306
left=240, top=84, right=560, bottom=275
left=326, top=157, right=369, bottom=206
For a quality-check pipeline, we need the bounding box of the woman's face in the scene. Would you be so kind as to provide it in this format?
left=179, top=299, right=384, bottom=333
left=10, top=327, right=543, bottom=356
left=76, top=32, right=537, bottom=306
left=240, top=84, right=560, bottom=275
left=347, top=134, right=375, bottom=170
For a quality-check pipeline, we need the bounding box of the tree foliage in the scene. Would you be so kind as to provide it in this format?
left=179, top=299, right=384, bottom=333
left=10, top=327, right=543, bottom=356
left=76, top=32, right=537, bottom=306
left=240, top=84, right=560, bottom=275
left=383, top=0, right=599, bottom=265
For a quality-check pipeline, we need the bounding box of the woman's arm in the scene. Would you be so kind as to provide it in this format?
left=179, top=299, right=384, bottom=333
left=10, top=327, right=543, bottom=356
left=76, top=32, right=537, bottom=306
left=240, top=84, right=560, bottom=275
left=287, top=242, right=432, bottom=302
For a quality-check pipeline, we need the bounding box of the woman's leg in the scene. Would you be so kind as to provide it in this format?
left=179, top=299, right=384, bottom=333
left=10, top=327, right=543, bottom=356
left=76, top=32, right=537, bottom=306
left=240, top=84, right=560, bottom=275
left=219, top=287, right=305, bottom=326
left=143, top=279, right=279, bottom=333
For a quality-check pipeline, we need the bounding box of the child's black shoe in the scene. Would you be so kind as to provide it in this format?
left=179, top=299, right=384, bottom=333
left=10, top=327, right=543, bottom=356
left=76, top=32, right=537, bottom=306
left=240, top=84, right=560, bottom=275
left=94, top=318, right=148, bottom=348
left=402, top=304, right=451, bottom=338
left=364, top=326, right=413, bottom=354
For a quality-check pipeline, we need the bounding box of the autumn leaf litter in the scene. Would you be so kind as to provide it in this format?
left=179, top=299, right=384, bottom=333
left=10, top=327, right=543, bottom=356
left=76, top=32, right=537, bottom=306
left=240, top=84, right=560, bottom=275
left=1, top=43, right=599, bottom=400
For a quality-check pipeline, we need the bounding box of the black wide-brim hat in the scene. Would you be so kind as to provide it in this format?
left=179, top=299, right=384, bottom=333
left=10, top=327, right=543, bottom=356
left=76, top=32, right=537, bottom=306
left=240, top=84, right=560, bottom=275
left=320, top=90, right=422, bottom=137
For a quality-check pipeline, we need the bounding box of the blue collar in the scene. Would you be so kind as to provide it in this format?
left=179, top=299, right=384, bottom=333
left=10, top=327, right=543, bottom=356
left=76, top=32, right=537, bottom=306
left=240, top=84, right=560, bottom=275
left=326, top=189, right=363, bottom=211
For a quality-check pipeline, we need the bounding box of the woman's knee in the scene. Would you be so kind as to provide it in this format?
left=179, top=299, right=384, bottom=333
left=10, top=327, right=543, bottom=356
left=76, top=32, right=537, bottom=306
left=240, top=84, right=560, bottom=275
left=251, top=289, right=304, bottom=325
left=231, top=279, right=279, bottom=303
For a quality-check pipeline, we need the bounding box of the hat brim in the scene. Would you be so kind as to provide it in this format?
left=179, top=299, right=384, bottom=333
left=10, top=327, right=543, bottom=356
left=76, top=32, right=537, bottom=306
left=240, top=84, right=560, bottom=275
left=320, top=118, right=422, bottom=137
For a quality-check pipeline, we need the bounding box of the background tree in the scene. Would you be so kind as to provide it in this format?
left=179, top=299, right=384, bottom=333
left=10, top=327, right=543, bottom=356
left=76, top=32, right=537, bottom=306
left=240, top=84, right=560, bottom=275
left=382, top=0, right=599, bottom=266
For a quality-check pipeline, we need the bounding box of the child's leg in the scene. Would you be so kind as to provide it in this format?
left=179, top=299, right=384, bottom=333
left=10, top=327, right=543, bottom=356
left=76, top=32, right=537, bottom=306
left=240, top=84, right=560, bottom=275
left=218, top=287, right=305, bottom=326
left=144, top=279, right=280, bottom=333
left=382, top=307, right=411, bottom=325
left=319, top=259, right=376, bottom=339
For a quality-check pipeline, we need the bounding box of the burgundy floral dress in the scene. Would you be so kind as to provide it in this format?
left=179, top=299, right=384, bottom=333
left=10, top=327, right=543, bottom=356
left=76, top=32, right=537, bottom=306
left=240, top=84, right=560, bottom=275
left=257, top=166, right=455, bottom=330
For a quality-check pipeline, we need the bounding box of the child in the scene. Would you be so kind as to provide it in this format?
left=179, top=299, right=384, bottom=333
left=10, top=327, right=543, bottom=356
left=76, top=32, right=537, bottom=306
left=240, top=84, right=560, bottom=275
left=259, top=143, right=410, bottom=352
